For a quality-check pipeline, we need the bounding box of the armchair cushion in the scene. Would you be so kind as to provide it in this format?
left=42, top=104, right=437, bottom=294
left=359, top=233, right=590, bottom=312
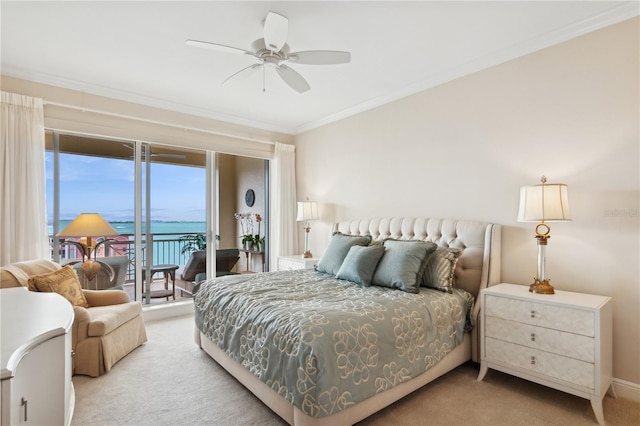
left=86, top=302, right=143, bottom=337
left=83, top=289, right=131, bottom=306
left=28, top=265, right=90, bottom=307
left=1, top=259, right=60, bottom=289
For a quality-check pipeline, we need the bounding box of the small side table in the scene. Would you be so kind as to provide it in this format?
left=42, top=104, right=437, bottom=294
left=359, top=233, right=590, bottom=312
left=278, top=255, right=319, bottom=271
left=142, top=264, right=178, bottom=300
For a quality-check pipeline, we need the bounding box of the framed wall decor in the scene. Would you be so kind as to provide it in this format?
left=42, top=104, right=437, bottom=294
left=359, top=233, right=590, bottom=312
left=245, top=189, right=255, bottom=207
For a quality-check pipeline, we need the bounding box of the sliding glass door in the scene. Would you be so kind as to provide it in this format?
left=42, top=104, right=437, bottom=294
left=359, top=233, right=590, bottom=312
left=47, top=131, right=207, bottom=304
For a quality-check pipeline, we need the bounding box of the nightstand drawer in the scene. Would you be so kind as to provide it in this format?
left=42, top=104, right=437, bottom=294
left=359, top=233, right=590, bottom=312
left=485, top=294, right=594, bottom=336
left=485, top=316, right=595, bottom=362
left=485, top=337, right=595, bottom=389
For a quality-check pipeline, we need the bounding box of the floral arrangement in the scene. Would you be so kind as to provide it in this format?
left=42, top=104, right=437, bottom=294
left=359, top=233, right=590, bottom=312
left=235, top=212, right=265, bottom=250
left=234, top=212, right=254, bottom=236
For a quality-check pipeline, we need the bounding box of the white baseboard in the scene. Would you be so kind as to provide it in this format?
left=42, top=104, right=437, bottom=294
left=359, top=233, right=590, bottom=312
left=612, top=377, right=640, bottom=402
left=142, top=299, right=193, bottom=323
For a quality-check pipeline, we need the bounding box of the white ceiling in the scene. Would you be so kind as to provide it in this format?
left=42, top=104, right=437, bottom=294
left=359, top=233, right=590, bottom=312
left=1, top=1, right=637, bottom=135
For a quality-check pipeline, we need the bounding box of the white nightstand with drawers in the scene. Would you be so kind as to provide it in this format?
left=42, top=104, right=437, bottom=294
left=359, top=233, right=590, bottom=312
left=277, top=255, right=319, bottom=271
left=477, top=283, right=613, bottom=425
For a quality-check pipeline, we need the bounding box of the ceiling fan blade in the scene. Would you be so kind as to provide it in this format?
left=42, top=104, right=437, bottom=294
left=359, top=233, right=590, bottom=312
left=288, top=50, right=351, bottom=65
left=275, top=64, right=310, bottom=93
left=264, top=12, right=288, bottom=52
left=222, top=63, right=263, bottom=86
left=185, top=39, right=255, bottom=57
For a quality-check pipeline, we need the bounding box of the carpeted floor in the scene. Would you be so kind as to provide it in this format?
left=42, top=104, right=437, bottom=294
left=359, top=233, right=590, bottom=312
left=72, top=314, right=639, bottom=426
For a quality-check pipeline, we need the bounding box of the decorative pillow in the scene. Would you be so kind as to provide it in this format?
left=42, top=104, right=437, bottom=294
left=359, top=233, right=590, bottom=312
left=28, top=265, right=90, bottom=308
left=336, top=245, right=386, bottom=286
left=372, top=239, right=437, bottom=293
left=421, top=247, right=462, bottom=293
left=315, top=232, right=372, bottom=275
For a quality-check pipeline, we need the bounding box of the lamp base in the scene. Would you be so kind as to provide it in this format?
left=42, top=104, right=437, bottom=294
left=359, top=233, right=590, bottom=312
left=302, top=251, right=313, bottom=259
left=529, top=278, right=555, bottom=294
left=82, top=260, right=102, bottom=282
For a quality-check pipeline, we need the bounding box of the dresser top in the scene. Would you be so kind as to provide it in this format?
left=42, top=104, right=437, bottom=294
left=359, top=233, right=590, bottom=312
left=1, top=287, right=74, bottom=379
left=483, top=283, right=611, bottom=309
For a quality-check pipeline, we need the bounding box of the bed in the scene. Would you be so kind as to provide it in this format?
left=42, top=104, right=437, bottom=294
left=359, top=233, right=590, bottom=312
left=194, top=217, right=501, bottom=425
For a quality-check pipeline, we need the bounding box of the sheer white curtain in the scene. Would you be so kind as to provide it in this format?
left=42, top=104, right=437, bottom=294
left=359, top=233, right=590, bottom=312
left=1, top=92, right=49, bottom=265
left=269, top=142, right=297, bottom=270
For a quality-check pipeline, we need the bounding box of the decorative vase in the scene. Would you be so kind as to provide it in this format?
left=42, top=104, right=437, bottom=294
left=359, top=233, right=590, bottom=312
left=244, top=241, right=253, bottom=251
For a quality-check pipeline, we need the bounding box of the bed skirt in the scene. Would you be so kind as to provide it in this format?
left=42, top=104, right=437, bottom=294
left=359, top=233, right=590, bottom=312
left=195, top=328, right=472, bottom=426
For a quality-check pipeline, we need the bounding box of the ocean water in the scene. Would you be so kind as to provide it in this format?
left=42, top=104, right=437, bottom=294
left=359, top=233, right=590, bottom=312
left=51, top=221, right=207, bottom=267
left=51, top=221, right=206, bottom=237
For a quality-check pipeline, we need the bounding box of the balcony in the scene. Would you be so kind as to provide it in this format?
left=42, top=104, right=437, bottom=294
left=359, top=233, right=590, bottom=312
left=52, top=233, right=216, bottom=304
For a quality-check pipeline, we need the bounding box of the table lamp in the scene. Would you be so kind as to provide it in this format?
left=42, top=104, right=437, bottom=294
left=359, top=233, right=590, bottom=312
left=517, top=176, right=571, bottom=294
left=297, top=200, right=319, bottom=258
left=57, top=213, right=119, bottom=281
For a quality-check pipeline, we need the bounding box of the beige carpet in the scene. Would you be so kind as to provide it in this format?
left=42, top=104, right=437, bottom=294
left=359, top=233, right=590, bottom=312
left=72, top=314, right=639, bottom=426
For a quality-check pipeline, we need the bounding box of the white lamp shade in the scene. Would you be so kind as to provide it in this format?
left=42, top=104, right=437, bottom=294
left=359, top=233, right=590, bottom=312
left=296, top=201, right=319, bottom=221
left=57, top=213, right=119, bottom=237
left=518, top=183, right=571, bottom=222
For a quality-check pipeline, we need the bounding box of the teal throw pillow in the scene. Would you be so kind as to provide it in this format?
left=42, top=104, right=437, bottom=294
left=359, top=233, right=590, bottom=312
left=421, top=247, right=462, bottom=293
left=336, top=245, right=386, bottom=286
left=372, top=239, right=437, bottom=293
left=315, top=232, right=372, bottom=275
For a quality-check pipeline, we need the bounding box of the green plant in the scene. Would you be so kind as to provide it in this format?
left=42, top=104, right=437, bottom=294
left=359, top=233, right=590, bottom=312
left=240, top=234, right=254, bottom=246
left=179, top=233, right=219, bottom=254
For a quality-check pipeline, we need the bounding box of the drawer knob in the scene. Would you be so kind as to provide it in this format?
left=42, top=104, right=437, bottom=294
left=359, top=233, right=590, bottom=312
left=530, top=333, right=536, bottom=342
left=530, top=356, right=536, bottom=365
left=530, top=310, right=536, bottom=318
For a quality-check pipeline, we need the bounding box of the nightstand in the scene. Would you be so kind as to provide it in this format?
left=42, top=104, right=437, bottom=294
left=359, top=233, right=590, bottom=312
left=277, top=255, right=319, bottom=271
left=477, top=283, right=613, bottom=425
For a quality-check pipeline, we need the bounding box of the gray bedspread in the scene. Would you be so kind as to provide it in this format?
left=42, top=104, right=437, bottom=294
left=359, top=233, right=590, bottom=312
left=194, top=269, right=474, bottom=418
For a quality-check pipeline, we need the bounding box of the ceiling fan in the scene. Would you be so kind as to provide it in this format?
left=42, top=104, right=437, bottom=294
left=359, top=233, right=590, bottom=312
left=186, top=11, right=351, bottom=93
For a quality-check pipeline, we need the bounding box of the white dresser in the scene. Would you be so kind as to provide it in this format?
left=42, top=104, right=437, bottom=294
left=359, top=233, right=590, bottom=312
left=477, top=283, right=613, bottom=425
left=1, top=287, right=75, bottom=425
left=277, top=255, right=319, bottom=271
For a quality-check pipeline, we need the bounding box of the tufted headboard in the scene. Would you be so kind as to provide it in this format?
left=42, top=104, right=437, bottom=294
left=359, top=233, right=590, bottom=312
left=332, top=218, right=501, bottom=299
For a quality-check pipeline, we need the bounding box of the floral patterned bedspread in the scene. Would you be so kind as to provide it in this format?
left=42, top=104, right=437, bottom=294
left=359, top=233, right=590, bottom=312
left=193, top=269, right=474, bottom=418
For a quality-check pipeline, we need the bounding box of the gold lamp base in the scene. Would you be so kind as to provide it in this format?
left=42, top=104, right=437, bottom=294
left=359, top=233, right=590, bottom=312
left=302, top=251, right=313, bottom=258
left=529, top=278, right=555, bottom=294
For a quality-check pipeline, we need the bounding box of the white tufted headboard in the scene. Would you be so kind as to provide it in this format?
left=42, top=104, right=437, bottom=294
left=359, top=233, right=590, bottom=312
left=333, top=218, right=501, bottom=362
left=333, top=217, right=501, bottom=298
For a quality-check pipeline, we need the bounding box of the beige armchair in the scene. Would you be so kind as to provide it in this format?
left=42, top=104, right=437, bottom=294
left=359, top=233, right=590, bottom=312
left=0, top=259, right=147, bottom=377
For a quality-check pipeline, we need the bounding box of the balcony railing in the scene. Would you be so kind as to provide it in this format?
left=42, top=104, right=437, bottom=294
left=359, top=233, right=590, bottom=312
left=51, top=233, right=197, bottom=282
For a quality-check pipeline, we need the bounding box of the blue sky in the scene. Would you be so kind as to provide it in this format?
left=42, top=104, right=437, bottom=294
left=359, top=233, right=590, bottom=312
left=46, top=153, right=206, bottom=223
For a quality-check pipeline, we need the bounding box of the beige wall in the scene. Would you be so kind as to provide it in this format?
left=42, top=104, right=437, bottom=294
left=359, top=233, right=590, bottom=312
left=294, top=18, right=639, bottom=385
left=235, top=156, right=267, bottom=272
left=217, top=153, right=237, bottom=250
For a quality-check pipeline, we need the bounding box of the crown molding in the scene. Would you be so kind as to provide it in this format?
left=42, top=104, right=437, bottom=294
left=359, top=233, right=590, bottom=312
left=1, top=66, right=297, bottom=135
left=4, top=2, right=637, bottom=136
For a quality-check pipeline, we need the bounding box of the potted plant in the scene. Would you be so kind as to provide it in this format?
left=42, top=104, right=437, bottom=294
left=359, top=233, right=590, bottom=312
left=179, top=233, right=221, bottom=254
left=253, top=234, right=265, bottom=252
left=241, top=234, right=254, bottom=250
